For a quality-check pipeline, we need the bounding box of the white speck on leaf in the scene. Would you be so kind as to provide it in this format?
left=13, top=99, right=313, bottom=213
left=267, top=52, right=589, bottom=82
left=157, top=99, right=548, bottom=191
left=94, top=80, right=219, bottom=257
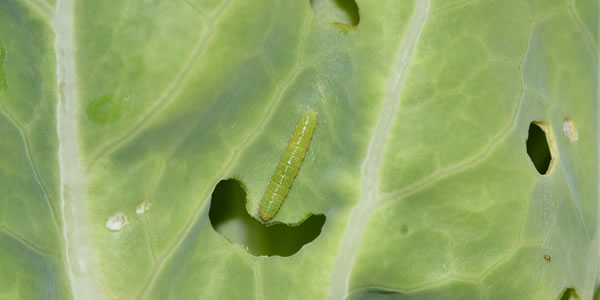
left=105, top=212, right=129, bottom=231
left=136, top=201, right=151, bottom=215
left=563, top=118, right=578, bottom=142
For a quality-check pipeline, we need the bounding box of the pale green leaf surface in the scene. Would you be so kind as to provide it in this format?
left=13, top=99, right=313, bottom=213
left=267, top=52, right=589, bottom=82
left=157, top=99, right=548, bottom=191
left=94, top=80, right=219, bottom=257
left=0, top=0, right=598, bottom=299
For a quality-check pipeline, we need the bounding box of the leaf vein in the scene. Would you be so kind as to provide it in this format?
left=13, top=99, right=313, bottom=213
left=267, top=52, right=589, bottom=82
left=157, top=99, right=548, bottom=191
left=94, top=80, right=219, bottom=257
left=86, top=0, right=232, bottom=171
left=327, top=1, right=431, bottom=298
left=133, top=11, right=315, bottom=299
left=0, top=107, right=60, bottom=231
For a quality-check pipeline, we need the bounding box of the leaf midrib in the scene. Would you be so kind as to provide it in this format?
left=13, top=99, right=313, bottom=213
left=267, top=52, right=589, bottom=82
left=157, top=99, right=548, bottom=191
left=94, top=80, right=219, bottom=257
left=327, top=0, right=431, bottom=298
left=55, top=0, right=103, bottom=298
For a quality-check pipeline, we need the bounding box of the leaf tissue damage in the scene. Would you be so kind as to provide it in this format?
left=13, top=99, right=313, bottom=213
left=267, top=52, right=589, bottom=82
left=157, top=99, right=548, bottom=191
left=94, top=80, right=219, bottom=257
left=310, top=0, right=360, bottom=27
left=209, top=179, right=325, bottom=257
left=526, top=121, right=553, bottom=175
left=0, top=0, right=597, bottom=299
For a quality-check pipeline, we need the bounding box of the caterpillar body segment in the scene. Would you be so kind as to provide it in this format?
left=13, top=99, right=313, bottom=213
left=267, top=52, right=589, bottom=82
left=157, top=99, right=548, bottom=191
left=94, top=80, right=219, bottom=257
left=258, top=109, right=317, bottom=222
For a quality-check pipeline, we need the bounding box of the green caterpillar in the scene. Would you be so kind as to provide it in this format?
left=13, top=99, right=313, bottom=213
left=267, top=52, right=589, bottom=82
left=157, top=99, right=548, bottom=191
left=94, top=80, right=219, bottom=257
left=258, top=109, right=317, bottom=222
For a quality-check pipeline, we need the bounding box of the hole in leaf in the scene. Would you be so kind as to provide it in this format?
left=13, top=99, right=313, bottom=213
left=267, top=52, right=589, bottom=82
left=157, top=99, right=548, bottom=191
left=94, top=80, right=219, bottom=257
left=351, top=289, right=402, bottom=299
left=558, top=288, right=580, bottom=300
left=310, top=0, right=360, bottom=28
left=526, top=122, right=553, bottom=175
left=209, top=179, right=325, bottom=257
